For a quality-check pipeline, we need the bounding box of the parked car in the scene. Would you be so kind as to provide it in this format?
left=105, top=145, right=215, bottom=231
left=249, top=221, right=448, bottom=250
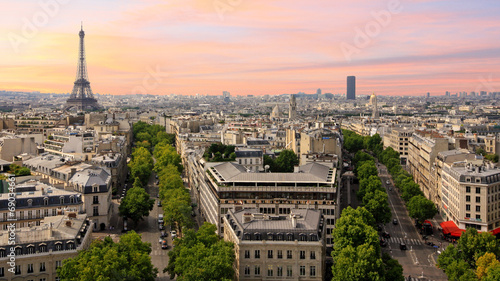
left=382, top=231, right=391, bottom=239
left=157, top=200, right=162, bottom=207
left=159, top=223, right=165, bottom=230
left=161, top=231, right=167, bottom=238
left=159, top=237, right=163, bottom=244
left=158, top=214, right=164, bottom=224
left=191, top=211, right=196, bottom=217
left=400, top=242, right=407, bottom=250
left=393, top=219, right=398, bottom=225
left=386, top=180, right=390, bottom=185
left=171, top=230, right=177, bottom=239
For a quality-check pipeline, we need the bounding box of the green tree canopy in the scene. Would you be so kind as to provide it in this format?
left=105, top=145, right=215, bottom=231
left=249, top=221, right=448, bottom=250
left=119, top=184, right=154, bottom=227
left=8, top=164, right=31, bottom=176
left=382, top=253, right=404, bottom=281
left=407, top=195, right=438, bottom=224
left=165, top=223, right=235, bottom=281
left=356, top=160, right=378, bottom=180
left=332, top=244, right=385, bottom=281
left=363, top=190, right=392, bottom=224
left=162, top=188, right=193, bottom=236
left=57, top=231, right=158, bottom=281
left=274, top=149, right=299, bottom=172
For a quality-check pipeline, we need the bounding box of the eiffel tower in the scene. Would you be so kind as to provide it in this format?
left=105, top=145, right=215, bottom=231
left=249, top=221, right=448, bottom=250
left=65, top=24, right=101, bottom=111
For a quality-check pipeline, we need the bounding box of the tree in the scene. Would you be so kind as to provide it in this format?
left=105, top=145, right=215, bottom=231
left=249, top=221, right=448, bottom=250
left=400, top=180, right=422, bottom=202
left=162, top=188, right=193, bottom=236
left=275, top=150, right=299, bottom=172
left=129, top=147, right=154, bottom=185
left=356, top=160, right=378, bottom=180
left=158, top=164, right=184, bottom=191
left=382, top=253, right=404, bottom=281
left=333, top=207, right=378, bottom=251
left=363, top=190, right=392, bottom=224
left=332, top=244, right=385, bottom=281
left=57, top=231, right=158, bottom=281
left=476, top=252, right=500, bottom=280
left=8, top=164, right=31, bottom=176
left=485, top=154, right=499, bottom=163
left=119, top=184, right=154, bottom=226
left=154, top=142, right=182, bottom=173
left=358, top=175, right=383, bottom=200
left=407, top=195, right=438, bottom=224
left=437, top=229, right=500, bottom=280
left=354, top=151, right=374, bottom=166
left=476, top=148, right=486, bottom=156
left=165, top=223, right=235, bottom=281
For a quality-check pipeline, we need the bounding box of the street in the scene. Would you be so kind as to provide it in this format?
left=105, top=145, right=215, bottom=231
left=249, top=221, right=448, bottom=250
left=378, top=164, right=447, bottom=281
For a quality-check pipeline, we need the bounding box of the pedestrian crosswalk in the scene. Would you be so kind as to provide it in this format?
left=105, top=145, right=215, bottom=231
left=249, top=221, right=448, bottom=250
left=407, top=278, right=435, bottom=281
left=151, top=249, right=169, bottom=256
left=387, top=237, right=422, bottom=245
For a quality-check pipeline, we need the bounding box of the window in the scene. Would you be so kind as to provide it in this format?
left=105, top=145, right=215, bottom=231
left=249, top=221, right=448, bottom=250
left=476, top=215, right=481, bottom=220
left=93, top=196, right=99, bottom=204
left=27, top=246, right=35, bottom=254
left=60, top=196, right=64, bottom=204
left=310, top=251, right=316, bottom=259
left=244, top=250, right=250, bottom=259
left=0, top=267, right=3, bottom=277
left=52, top=209, right=57, bottom=216
left=287, top=266, right=293, bottom=277
left=15, top=247, right=22, bottom=255
left=44, top=197, right=49, bottom=206
left=255, top=265, right=260, bottom=275
left=40, top=262, right=46, bottom=272
left=466, top=186, right=471, bottom=193
left=466, top=205, right=471, bottom=211
left=28, top=199, right=33, bottom=207
left=67, top=242, right=74, bottom=250
left=268, top=250, right=273, bottom=259
left=300, top=250, right=306, bottom=259
left=466, top=196, right=471, bottom=202
left=28, top=210, right=33, bottom=219
left=277, top=266, right=283, bottom=277
left=267, top=265, right=273, bottom=277
left=55, top=243, right=62, bottom=251
left=56, top=260, right=62, bottom=269
left=476, top=187, right=481, bottom=194
left=39, top=245, right=47, bottom=253
left=93, top=206, right=99, bottom=216
left=310, top=266, right=316, bottom=277
left=466, top=213, right=471, bottom=218
left=476, top=206, right=481, bottom=212
left=476, top=197, right=481, bottom=203
left=93, top=185, right=98, bottom=193
left=277, top=250, right=283, bottom=259
left=70, top=196, right=75, bottom=204
left=300, top=266, right=306, bottom=276
left=28, top=263, right=34, bottom=273
left=255, top=250, right=260, bottom=259
left=287, top=250, right=292, bottom=259
left=15, top=265, right=21, bottom=275
left=244, top=266, right=250, bottom=276
left=44, top=209, right=49, bottom=217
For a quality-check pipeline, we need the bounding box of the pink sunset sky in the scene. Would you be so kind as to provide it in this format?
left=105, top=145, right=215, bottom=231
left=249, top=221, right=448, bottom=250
left=1, top=0, right=500, bottom=96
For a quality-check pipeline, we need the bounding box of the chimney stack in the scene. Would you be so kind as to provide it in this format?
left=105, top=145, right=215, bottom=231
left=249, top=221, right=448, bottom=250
left=243, top=213, right=252, bottom=223
left=291, top=214, right=297, bottom=228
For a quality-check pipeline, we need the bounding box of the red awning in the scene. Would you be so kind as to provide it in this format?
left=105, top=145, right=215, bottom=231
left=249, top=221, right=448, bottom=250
left=491, top=227, right=500, bottom=236
left=450, top=229, right=466, bottom=237
left=424, top=220, right=433, bottom=227
left=440, top=221, right=459, bottom=235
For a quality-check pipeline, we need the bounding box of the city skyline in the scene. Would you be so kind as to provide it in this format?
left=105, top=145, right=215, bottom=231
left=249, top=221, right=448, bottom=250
left=1, top=0, right=500, bottom=96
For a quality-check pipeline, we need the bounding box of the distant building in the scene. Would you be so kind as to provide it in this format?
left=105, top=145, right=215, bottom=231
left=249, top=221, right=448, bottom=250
left=346, top=76, right=355, bottom=100
left=224, top=208, right=325, bottom=281
left=369, top=93, right=379, bottom=119
left=289, top=95, right=297, bottom=120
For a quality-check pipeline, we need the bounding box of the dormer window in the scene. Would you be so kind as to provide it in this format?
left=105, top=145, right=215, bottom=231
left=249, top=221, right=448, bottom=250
left=69, top=196, right=75, bottom=204
left=44, top=197, right=49, bottom=206
left=60, top=196, right=64, bottom=205
left=27, top=199, right=33, bottom=207
left=93, top=184, right=98, bottom=193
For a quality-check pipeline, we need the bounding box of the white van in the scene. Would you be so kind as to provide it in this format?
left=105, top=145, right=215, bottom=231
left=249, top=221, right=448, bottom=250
left=158, top=214, right=164, bottom=224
